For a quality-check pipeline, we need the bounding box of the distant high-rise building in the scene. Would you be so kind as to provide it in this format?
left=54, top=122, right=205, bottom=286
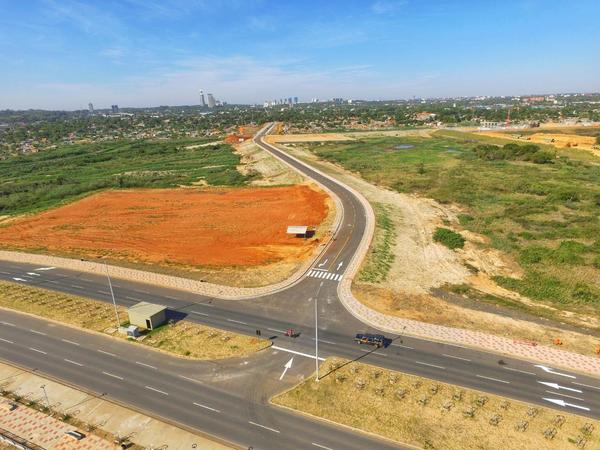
left=199, top=90, right=206, bottom=107
left=111, top=104, right=119, bottom=114
left=207, top=94, right=216, bottom=108
left=293, top=97, right=298, bottom=104
left=88, top=102, right=94, bottom=113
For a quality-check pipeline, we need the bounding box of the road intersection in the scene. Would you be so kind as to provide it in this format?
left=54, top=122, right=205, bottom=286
left=0, top=125, right=599, bottom=448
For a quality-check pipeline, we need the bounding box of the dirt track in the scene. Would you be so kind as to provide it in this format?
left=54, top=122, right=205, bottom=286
left=0, top=186, right=329, bottom=268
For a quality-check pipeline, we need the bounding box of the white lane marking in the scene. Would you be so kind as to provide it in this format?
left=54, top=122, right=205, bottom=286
left=102, top=371, right=123, bottom=380
left=544, top=391, right=584, bottom=401
left=179, top=375, right=201, bottom=383
left=337, top=261, right=344, bottom=271
left=312, top=268, right=327, bottom=272
left=61, top=339, right=80, bottom=346
left=0, top=338, right=14, bottom=344
left=534, top=364, right=576, bottom=379
left=504, top=367, right=536, bottom=376
left=199, top=303, right=215, bottom=308
left=272, top=346, right=326, bottom=361
left=190, top=310, right=209, bottom=317
left=227, top=319, right=248, bottom=325
left=64, top=359, right=84, bottom=367
left=326, top=273, right=334, bottom=280
left=415, top=361, right=445, bottom=370
left=71, top=285, right=85, bottom=290
left=268, top=327, right=286, bottom=333
left=445, top=343, right=468, bottom=349
left=543, top=397, right=590, bottom=411
left=29, top=347, right=47, bottom=354
left=126, top=296, right=142, bottom=301
left=308, top=270, right=316, bottom=277
left=26, top=272, right=40, bottom=277
left=476, top=374, right=510, bottom=384
left=442, top=353, right=471, bottom=362
left=0, top=271, right=11, bottom=275
left=35, top=267, right=55, bottom=271
left=391, top=344, right=414, bottom=349
left=145, top=386, right=168, bottom=395
left=12, top=277, right=28, bottom=282
left=165, top=295, right=178, bottom=300
left=312, top=443, right=333, bottom=450
left=317, top=259, right=328, bottom=268
left=47, top=280, right=59, bottom=284
left=0, top=321, right=16, bottom=327
left=311, top=337, right=336, bottom=345
left=96, top=290, right=110, bottom=295
left=29, top=329, right=47, bottom=336
left=193, top=402, right=220, bottom=413
left=248, top=421, right=280, bottom=433
left=135, top=361, right=157, bottom=370
left=538, top=381, right=581, bottom=393
left=97, top=349, right=116, bottom=357
left=573, top=382, right=600, bottom=391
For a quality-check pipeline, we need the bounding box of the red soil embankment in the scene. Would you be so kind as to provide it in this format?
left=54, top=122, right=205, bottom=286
left=0, top=185, right=329, bottom=267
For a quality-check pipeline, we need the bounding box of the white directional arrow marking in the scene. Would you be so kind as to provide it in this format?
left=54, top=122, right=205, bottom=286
left=317, top=259, right=328, bottom=268
left=538, top=381, right=582, bottom=393
left=543, top=397, right=590, bottom=411
left=279, top=357, right=294, bottom=380
left=534, top=365, right=576, bottom=379
left=337, top=261, right=344, bottom=271
left=12, top=277, right=28, bottom=282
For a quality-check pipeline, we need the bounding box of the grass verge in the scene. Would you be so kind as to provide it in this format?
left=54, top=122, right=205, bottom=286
left=273, top=357, right=599, bottom=450
left=358, top=202, right=396, bottom=283
left=0, top=280, right=269, bottom=359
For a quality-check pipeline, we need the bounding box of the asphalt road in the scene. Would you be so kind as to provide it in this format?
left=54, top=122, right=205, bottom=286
left=1, top=125, right=599, bottom=448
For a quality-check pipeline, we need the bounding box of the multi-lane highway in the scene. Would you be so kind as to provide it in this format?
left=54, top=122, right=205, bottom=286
left=1, top=125, right=599, bottom=449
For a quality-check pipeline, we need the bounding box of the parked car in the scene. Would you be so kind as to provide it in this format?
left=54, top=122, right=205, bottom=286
left=354, top=333, right=386, bottom=348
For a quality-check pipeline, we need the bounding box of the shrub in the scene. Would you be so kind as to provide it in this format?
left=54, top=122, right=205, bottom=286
left=433, top=227, right=465, bottom=250
left=519, top=247, right=552, bottom=265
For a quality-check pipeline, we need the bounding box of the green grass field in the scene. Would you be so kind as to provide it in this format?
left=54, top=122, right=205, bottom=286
left=307, top=132, right=600, bottom=318
left=0, top=139, right=251, bottom=215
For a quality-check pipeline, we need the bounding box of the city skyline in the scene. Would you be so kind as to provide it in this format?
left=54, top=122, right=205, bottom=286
left=1, top=0, right=599, bottom=110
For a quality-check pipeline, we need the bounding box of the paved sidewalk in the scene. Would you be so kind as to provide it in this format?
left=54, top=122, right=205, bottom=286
left=0, top=362, right=233, bottom=450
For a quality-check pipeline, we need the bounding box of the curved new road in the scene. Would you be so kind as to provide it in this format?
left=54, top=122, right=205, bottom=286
left=1, top=125, right=599, bottom=449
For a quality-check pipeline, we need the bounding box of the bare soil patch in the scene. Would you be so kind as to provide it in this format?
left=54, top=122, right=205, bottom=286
left=273, top=357, right=600, bottom=450
left=480, top=130, right=600, bottom=157
left=0, top=185, right=329, bottom=270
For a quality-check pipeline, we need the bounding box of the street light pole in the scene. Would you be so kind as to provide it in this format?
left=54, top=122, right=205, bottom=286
left=40, top=384, right=50, bottom=410
left=104, top=262, right=121, bottom=329
left=315, top=281, right=324, bottom=382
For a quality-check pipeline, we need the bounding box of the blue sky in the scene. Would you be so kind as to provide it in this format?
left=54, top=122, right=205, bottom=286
left=1, top=0, right=599, bottom=110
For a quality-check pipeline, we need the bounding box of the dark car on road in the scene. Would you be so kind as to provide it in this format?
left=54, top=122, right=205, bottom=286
left=354, top=333, right=386, bottom=348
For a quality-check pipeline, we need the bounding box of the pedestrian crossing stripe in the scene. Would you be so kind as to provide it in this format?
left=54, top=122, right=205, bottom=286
left=307, top=270, right=343, bottom=281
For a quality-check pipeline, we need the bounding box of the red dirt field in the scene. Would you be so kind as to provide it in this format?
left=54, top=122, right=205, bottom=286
left=0, top=185, right=329, bottom=267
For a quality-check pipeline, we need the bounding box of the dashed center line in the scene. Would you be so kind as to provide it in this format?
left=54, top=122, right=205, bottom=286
left=476, top=374, right=510, bottom=384
left=415, top=361, right=445, bottom=370
left=0, top=321, right=16, bottom=327
left=391, top=343, right=414, bottom=349
left=29, top=347, right=47, bottom=355
left=102, top=371, right=123, bottom=380
left=61, top=339, right=80, bottom=346
left=312, top=443, right=333, bottom=450
left=29, top=329, right=47, bottom=336
left=0, top=338, right=14, bottom=344
left=136, top=361, right=157, bottom=370
left=544, top=390, right=584, bottom=401
left=96, top=290, right=110, bottom=295
left=248, top=421, right=280, bottom=433
left=227, top=319, right=248, bottom=325
left=97, top=349, right=116, bottom=357
left=145, top=385, right=168, bottom=395
left=503, top=367, right=536, bottom=376
left=193, top=402, right=220, bottom=413
left=71, top=285, right=85, bottom=290
left=179, top=375, right=201, bottom=383
left=573, top=382, right=600, bottom=391
left=126, top=296, right=142, bottom=301
left=267, top=327, right=285, bottom=333
left=190, top=310, right=209, bottom=317
left=64, top=359, right=83, bottom=367
left=442, top=353, right=471, bottom=362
